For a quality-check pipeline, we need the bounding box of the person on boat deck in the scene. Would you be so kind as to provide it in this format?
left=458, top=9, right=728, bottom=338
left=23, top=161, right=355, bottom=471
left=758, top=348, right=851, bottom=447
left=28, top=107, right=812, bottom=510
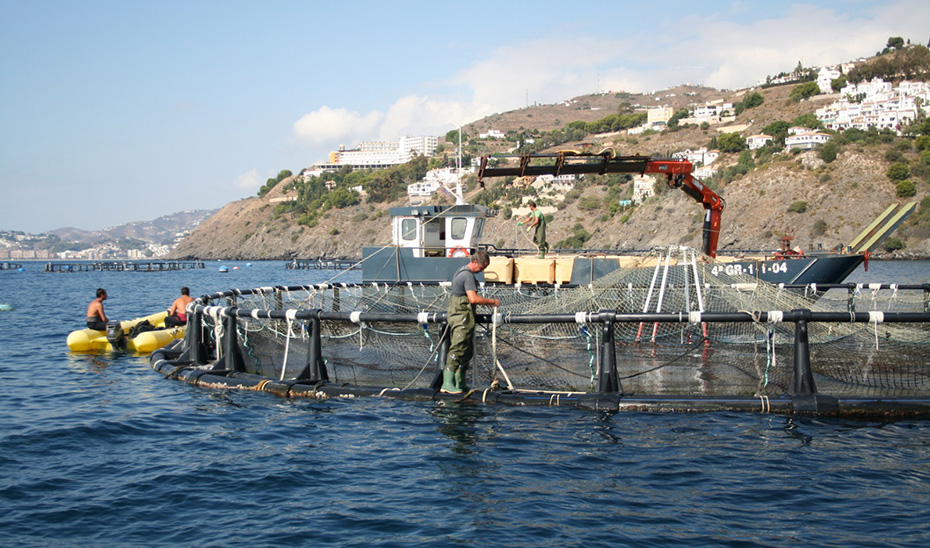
left=86, top=288, right=108, bottom=330
left=442, top=250, right=501, bottom=394
left=518, top=201, right=549, bottom=259
left=165, top=286, right=193, bottom=327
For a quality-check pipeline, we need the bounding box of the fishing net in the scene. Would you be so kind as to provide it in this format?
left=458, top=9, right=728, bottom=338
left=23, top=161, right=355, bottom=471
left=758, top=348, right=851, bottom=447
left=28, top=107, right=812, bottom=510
left=195, top=247, right=930, bottom=399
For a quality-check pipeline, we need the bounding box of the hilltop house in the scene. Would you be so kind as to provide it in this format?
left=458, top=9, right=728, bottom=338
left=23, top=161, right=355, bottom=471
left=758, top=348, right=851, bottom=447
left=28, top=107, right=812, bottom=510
left=746, top=134, right=774, bottom=150
left=786, top=131, right=831, bottom=151
left=816, top=66, right=841, bottom=93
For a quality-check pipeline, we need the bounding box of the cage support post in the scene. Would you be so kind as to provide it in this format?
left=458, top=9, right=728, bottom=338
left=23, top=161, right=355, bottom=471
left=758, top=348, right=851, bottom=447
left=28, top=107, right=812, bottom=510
left=297, top=314, right=328, bottom=382
left=180, top=307, right=210, bottom=365
left=430, top=321, right=451, bottom=390
left=188, top=309, right=206, bottom=364
left=215, top=310, right=245, bottom=372
left=790, top=309, right=838, bottom=413
left=598, top=312, right=621, bottom=394
left=791, top=310, right=815, bottom=395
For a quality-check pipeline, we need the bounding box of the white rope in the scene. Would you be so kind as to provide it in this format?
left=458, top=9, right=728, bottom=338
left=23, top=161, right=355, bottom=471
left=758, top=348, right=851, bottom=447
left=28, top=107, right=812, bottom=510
left=767, top=311, right=784, bottom=323
left=869, top=311, right=885, bottom=349
left=491, top=307, right=514, bottom=390
left=575, top=311, right=587, bottom=324
left=349, top=311, right=362, bottom=323
left=688, top=311, right=701, bottom=323
left=280, top=314, right=295, bottom=381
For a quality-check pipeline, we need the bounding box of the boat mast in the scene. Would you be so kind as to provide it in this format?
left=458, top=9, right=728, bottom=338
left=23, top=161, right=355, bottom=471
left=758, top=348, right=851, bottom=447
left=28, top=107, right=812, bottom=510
left=455, top=126, right=464, bottom=205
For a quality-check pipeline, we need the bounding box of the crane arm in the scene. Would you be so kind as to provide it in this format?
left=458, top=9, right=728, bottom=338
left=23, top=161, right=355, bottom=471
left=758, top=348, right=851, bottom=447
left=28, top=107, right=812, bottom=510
left=478, top=152, right=725, bottom=257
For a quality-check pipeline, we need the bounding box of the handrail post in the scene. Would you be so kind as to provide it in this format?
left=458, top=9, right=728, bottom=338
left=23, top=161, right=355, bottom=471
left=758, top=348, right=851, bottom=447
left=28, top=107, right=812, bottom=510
left=598, top=311, right=621, bottom=394
left=430, top=320, right=450, bottom=390
left=178, top=306, right=210, bottom=364
left=791, top=309, right=816, bottom=395
left=216, top=309, right=245, bottom=372
left=189, top=307, right=208, bottom=364
left=297, top=313, right=328, bottom=382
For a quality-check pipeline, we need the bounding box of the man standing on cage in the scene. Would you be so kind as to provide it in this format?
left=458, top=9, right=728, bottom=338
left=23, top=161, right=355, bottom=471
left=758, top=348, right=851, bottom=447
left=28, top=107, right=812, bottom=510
left=442, top=250, right=501, bottom=394
left=518, top=201, right=548, bottom=258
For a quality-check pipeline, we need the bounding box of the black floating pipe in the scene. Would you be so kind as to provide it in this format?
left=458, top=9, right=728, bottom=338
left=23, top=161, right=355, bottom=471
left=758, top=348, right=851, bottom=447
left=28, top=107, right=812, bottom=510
left=791, top=309, right=816, bottom=395
left=598, top=311, right=621, bottom=394
left=297, top=313, right=328, bottom=382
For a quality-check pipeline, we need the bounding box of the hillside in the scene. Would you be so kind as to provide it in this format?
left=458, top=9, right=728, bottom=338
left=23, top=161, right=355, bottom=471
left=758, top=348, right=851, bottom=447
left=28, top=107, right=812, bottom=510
left=171, top=73, right=930, bottom=261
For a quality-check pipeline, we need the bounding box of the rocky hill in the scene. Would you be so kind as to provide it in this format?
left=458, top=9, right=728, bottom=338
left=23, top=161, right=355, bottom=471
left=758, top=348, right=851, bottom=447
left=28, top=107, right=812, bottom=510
left=50, top=209, right=216, bottom=245
left=170, top=80, right=930, bottom=261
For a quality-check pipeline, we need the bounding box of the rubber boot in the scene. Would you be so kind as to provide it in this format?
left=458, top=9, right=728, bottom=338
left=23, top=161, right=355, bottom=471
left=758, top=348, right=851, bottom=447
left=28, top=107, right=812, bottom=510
left=441, top=368, right=462, bottom=394
left=455, top=367, right=470, bottom=393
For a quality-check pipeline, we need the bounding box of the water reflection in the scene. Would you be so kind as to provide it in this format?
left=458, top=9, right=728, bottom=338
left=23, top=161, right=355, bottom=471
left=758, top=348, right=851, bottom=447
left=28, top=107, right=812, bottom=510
left=431, top=403, right=486, bottom=454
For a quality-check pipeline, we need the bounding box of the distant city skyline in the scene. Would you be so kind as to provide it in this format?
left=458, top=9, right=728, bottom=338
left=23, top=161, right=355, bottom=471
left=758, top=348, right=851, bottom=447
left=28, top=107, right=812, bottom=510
left=2, top=0, right=928, bottom=233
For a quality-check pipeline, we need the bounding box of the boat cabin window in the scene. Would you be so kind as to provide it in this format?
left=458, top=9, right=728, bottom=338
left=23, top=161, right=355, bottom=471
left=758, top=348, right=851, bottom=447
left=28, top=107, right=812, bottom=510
left=400, top=218, right=417, bottom=241
left=474, top=218, right=485, bottom=239
left=450, top=217, right=468, bottom=240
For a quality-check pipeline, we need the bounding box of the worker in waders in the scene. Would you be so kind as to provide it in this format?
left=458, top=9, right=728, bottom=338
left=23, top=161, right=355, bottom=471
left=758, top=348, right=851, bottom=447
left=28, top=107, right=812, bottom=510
left=518, top=201, right=548, bottom=258
left=443, top=250, right=501, bottom=394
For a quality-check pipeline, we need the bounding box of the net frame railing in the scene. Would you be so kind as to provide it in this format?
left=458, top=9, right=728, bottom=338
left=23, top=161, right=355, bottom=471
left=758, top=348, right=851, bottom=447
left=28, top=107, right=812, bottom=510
left=162, top=281, right=930, bottom=407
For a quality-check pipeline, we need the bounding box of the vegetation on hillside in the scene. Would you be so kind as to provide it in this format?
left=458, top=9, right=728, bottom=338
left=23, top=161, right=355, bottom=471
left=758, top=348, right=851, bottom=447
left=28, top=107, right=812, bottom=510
left=849, top=41, right=930, bottom=83
left=272, top=156, right=436, bottom=227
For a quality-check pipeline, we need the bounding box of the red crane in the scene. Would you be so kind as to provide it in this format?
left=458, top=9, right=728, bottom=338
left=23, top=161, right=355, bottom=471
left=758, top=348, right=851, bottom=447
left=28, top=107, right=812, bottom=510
left=478, top=151, right=726, bottom=257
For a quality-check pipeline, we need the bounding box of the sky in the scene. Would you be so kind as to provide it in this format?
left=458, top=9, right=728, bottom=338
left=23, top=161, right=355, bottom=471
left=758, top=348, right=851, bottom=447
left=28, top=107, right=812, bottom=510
left=2, top=0, right=928, bottom=233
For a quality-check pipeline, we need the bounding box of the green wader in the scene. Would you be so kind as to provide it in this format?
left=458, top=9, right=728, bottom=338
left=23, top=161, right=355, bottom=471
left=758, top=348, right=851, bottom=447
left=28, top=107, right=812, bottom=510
left=443, top=294, right=475, bottom=393
left=533, top=214, right=548, bottom=258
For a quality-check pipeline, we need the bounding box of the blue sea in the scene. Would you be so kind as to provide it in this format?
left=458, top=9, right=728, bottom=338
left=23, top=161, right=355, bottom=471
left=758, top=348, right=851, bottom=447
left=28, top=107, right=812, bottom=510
left=1, top=259, right=929, bottom=547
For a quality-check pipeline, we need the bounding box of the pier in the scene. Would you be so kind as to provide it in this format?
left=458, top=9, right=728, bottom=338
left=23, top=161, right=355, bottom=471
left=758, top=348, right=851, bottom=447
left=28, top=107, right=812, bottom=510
left=286, top=259, right=359, bottom=270
left=44, top=261, right=205, bottom=273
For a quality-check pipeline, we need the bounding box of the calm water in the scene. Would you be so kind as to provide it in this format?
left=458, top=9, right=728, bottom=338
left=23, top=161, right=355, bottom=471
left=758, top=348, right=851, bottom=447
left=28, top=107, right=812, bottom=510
left=1, top=260, right=929, bottom=547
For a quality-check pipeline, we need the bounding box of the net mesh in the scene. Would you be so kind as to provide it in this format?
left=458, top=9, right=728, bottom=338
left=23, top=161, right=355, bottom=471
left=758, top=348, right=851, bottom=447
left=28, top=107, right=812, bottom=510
left=197, top=248, right=930, bottom=398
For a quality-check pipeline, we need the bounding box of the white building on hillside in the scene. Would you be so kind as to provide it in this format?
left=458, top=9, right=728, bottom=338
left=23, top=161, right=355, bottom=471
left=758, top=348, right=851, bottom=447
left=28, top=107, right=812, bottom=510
left=692, top=101, right=734, bottom=121
left=746, top=134, right=774, bottom=150
left=817, top=66, right=841, bottom=93
left=407, top=167, right=472, bottom=199
left=318, top=136, right=438, bottom=170
left=632, top=175, right=655, bottom=204
left=673, top=147, right=719, bottom=167
left=816, top=78, right=929, bottom=133
left=786, top=132, right=831, bottom=150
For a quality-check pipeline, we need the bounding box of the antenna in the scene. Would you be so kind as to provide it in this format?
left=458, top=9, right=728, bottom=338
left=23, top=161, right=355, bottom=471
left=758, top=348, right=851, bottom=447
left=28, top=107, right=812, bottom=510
left=455, top=127, right=464, bottom=204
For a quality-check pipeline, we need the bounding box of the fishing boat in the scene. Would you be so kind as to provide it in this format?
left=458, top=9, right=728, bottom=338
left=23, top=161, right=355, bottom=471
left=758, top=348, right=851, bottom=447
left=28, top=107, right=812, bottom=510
left=362, top=151, right=891, bottom=287
left=67, top=310, right=185, bottom=354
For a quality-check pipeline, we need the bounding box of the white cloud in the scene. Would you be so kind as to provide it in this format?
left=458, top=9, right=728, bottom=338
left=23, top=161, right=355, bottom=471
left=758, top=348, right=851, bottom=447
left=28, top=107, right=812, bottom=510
left=292, top=106, right=383, bottom=145
left=379, top=94, right=476, bottom=139
left=234, top=169, right=262, bottom=191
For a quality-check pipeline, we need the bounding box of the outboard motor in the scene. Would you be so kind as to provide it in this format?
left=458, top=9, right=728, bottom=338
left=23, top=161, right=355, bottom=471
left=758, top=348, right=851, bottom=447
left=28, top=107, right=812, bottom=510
left=105, top=321, right=125, bottom=350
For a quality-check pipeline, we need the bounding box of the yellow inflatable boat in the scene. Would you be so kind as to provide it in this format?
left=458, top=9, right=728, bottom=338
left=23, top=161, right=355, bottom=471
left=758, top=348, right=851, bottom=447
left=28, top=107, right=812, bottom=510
left=67, top=310, right=186, bottom=354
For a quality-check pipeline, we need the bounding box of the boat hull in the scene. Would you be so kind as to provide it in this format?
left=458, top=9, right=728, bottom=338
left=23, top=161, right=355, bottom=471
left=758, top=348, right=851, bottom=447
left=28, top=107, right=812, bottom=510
left=67, top=310, right=186, bottom=353
left=362, top=246, right=864, bottom=286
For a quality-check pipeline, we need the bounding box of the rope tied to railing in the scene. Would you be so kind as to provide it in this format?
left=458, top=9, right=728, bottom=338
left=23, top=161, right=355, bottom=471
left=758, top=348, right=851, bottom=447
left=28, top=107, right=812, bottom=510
left=280, top=309, right=299, bottom=381
left=491, top=307, right=514, bottom=391
left=869, top=310, right=885, bottom=349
